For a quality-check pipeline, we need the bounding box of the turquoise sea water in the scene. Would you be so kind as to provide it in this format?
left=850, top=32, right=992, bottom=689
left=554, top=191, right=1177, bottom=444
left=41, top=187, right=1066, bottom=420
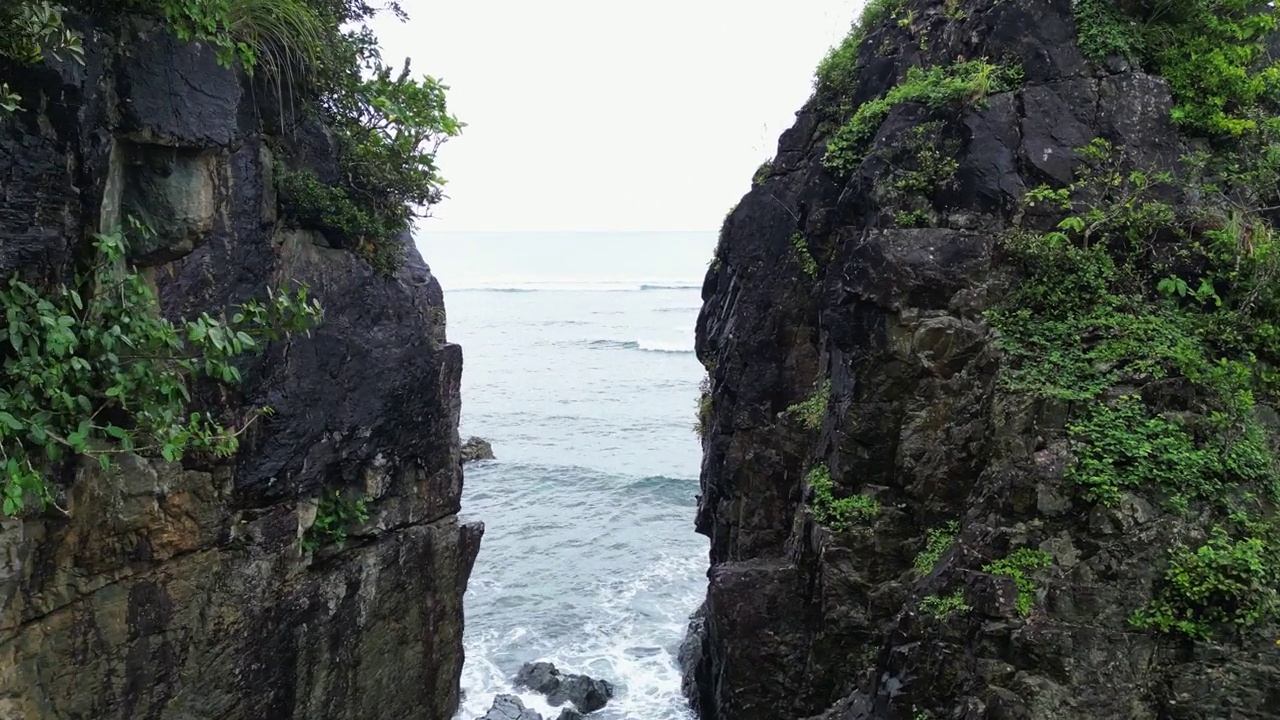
left=420, top=231, right=714, bottom=720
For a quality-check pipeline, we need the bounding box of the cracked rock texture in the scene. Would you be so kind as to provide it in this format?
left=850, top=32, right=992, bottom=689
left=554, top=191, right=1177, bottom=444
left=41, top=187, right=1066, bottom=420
left=0, top=18, right=480, bottom=720
left=683, top=0, right=1280, bottom=719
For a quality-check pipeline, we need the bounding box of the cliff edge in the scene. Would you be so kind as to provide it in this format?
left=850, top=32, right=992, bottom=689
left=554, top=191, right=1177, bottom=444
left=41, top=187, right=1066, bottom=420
left=686, top=0, right=1280, bottom=718
left=0, top=5, right=480, bottom=719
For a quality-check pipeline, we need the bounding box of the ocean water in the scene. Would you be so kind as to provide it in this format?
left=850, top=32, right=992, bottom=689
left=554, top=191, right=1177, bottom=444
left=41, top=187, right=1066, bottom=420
left=419, top=231, right=714, bottom=720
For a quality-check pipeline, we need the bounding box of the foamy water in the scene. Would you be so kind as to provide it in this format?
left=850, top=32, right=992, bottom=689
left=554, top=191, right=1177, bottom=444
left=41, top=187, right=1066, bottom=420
left=422, top=231, right=712, bottom=720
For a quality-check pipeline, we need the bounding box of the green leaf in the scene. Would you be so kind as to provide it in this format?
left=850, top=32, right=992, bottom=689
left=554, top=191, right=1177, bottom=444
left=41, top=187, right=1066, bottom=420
left=0, top=214, right=321, bottom=499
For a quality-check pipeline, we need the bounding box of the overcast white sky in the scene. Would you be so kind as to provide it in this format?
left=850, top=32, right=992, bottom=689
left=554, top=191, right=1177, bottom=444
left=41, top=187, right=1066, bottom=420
left=371, top=1, right=859, bottom=232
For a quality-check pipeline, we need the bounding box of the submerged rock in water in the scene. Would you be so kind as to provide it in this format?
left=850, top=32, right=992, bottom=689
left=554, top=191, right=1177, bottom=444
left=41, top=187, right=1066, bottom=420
left=461, top=436, right=496, bottom=462
left=555, top=710, right=586, bottom=720
left=515, top=661, right=614, bottom=713
left=478, top=694, right=543, bottom=720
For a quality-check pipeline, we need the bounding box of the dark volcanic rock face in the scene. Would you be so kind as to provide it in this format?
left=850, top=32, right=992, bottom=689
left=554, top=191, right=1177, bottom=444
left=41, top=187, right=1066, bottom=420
left=0, top=19, right=480, bottom=720
left=685, top=0, right=1280, bottom=719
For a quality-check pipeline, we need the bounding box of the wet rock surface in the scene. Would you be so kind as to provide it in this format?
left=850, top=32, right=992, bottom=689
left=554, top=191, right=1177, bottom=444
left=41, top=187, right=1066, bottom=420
left=683, top=0, right=1280, bottom=719
left=0, top=17, right=480, bottom=720
left=477, top=695, right=543, bottom=720
left=515, top=661, right=615, bottom=714
left=462, top=436, right=496, bottom=462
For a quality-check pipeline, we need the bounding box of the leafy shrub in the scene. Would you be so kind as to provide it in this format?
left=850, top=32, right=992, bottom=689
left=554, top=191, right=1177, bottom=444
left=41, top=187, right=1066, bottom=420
left=786, top=379, right=830, bottom=431
left=919, top=590, right=970, bottom=619
left=914, top=521, right=959, bottom=575
left=823, top=61, right=1021, bottom=174
left=894, top=210, right=929, bottom=228
left=1131, top=528, right=1279, bottom=639
left=277, top=38, right=462, bottom=274
left=989, top=134, right=1280, bottom=638
left=1073, top=0, right=1280, bottom=136
left=695, top=376, right=712, bottom=437
left=145, top=0, right=325, bottom=74
left=0, top=223, right=321, bottom=516
left=1066, top=396, right=1272, bottom=507
left=0, top=1, right=84, bottom=113
left=302, top=489, right=370, bottom=552
left=807, top=464, right=880, bottom=531
left=983, top=548, right=1053, bottom=616
left=883, top=122, right=959, bottom=195
left=814, top=0, right=905, bottom=98
left=752, top=159, right=774, bottom=186
left=791, top=233, right=818, bottom=278
left=4, top=0, right=460, bottom=274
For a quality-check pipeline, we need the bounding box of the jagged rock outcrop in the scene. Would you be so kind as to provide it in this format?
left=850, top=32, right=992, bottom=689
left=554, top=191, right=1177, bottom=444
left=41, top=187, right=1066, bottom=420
left=686, top=1, right=1280, bottom=719
left=462, top=436, right=496, bottom=463
left=473, top=695, right=588, bottom=720
left=0, top=15, right=479, bottom=720
left=478, top=695, right=543, bottom=720
left=515, top=661, right=614, bottom=714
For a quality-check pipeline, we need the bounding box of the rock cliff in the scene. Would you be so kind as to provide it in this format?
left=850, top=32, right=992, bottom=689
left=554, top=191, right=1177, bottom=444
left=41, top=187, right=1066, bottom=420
left=0, top=11, right=479, bottom=720
left=686, top=1, right=1280, bottom=718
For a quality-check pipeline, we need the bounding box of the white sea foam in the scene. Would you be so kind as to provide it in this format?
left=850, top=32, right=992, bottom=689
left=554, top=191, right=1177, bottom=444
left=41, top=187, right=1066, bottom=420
left=454, top=553, right=703, bottom=720
left=636, top=339, right=694, bottom=354
left=456, top=627, right=562, bottom=719
left=444, top=279, right=702, bottom=293
left=585, top=339, right=694, bottom=354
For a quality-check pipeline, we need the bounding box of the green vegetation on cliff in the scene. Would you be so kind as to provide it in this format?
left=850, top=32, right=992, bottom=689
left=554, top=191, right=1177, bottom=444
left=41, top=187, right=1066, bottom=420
left=1074, top=0, right=1280, bottom=136
left=807, top=464, right=881, bottom=530
left=823, top=61, right=1021, bottom=174
left=0, top=0, right=459, bottom=510
left=695, top=376, right=712, bottom=437
left=0, top=223, right=321, bottom=516
left=790, top=233, right=819, bottom=278
left=0, top=2, right=82, bottom=112
left=303, top=489, right=371, bottom=551
left=274, top=29, right=462, bottom=275
left=0, top=0, right=461, bottom=275
left=983, top=549, right=1053, bottom=616
left=913, top=521, right=959, bottom=575
left=987, top=0, right=1280, bottom=638
left=990, top=130, right=1280, bottom=638
left=918, top=590, right=970, bottom=619
left=786, top=379, right=830, bottom=431
left=798, top=0, right=1280, bottom=643
left=814, top=0, right=903, bottom=99
left=1131, top=527, right=1279, bottom=639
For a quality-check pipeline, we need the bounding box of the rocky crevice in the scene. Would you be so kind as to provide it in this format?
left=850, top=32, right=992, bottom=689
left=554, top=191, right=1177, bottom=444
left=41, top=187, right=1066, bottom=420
left=684, top=1, right=1280, bottom=719
left=0, top=16, right=479, bottom=720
